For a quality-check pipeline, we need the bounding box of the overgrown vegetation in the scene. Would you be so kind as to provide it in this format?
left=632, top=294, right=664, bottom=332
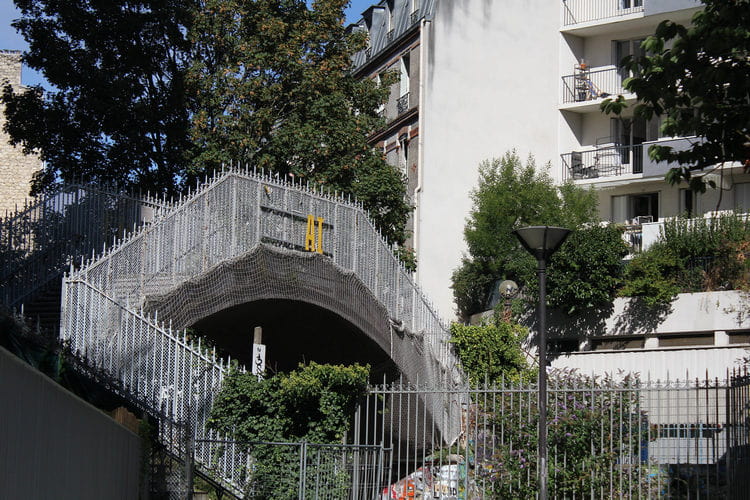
left=451, top=151, right=628, bottom=320
left=621, top=214, right=750, bottom=306
left=449, top=319, right=531, bottom=385
left=476, top=370, right=653, bottom=499
left=207, top=362, right=369, bottom=498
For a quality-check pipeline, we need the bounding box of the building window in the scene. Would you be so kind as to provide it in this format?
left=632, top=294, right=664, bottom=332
left=399, top=54, right=410, bottom=98
left=399, top=134, right=408, bottom=172
left=679, top=188, right=695, bottom=217
left=619, top=0, right=643, bottom=11
left=613, top=38, right=646, bottom=83
left=612, top=192, right=659, bottom=223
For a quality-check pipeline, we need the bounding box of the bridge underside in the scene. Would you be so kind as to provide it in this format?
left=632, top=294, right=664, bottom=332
left=190, top=299, right=399, bottom=381
left=143, top=244, right=435, bottom=384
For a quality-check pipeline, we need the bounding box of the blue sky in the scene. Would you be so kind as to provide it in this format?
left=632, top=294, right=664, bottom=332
left=0, top=0, right=375, bottom=88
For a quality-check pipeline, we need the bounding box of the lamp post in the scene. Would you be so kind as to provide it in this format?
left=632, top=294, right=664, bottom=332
left=513, top=225, right=570, bottom=500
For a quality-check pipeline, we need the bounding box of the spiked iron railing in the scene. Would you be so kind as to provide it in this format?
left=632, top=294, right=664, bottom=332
left=0, top=184, right=170, bottom=308
left=60, top=167, right=462, bottom=494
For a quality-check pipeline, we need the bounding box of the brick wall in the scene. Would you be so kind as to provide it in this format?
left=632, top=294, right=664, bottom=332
left=0, top=50, right=41, bottom=215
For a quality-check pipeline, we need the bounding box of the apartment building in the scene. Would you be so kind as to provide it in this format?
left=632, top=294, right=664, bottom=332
left=350, top=0, right=749, bottom=379
left=349, top=0, right=432, bottom=246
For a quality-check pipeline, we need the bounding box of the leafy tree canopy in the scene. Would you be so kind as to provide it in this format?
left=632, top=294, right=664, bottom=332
left=449, top=320, right=531, bottom=386
left=3, top=0, right=410, bottom=245
left=601, top=0, right=750, bottom=193
left=451, top=151, right=627, bottom=319
left=3, top=0, right=193, bottom=195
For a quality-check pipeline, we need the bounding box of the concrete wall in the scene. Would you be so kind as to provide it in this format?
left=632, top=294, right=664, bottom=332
left=549, top=290, right=750, bottom=380
left=418, top=0, right=560, bottom=319
left=0, top=347, right=142, bottom=499
left=0, top=50, right=41, bottom=215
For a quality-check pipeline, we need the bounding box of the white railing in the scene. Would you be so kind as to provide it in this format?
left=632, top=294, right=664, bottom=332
left=562, top=0, right=644, bottom=26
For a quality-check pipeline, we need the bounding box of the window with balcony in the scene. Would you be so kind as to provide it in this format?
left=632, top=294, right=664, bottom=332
left=612, top=192, right=659, bottom=224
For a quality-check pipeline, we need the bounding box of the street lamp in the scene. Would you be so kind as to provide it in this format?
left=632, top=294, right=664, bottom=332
left=513, top=225, right=570, bottom=500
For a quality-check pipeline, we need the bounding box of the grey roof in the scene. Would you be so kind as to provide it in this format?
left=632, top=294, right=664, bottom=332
left=350, top=0, right=435, bottom=70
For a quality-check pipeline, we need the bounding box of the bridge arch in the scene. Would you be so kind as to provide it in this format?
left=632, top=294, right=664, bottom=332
left=143, top=244, right=425, bottom=381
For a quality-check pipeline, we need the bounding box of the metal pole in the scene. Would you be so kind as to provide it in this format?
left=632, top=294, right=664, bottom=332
left=538, top=255, right=548, bottom=500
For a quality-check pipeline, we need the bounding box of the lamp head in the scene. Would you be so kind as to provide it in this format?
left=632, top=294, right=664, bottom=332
left=513, top=226, right=571, bottom=261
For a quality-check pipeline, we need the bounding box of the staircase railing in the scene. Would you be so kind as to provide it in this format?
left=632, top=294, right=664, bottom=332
left=61, top=277, right=250, bottom=496
left=59, top=167, right=463, bottom=492
left=0, top=184, right=170, bottom=308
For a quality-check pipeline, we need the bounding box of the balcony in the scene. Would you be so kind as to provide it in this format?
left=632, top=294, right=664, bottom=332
left=562, top=0, right=643, bottom=27
left=561, top=144, right=643, bottom=180
left=410, top=9, right=421, bottom=26
left=561, top=66, right=626, bottom=105
left=397, top=93, right=410, bottom=115
left=561, top=137, right=695, bottom=181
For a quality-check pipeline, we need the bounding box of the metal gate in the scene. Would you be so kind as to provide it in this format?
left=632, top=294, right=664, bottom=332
left=194, top=439, right=391, bottom=499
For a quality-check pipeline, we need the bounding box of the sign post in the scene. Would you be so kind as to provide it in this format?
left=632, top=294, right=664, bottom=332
left=252, top=326, right=266, bottom=380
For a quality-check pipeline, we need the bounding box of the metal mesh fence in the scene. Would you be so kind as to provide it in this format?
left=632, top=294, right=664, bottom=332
left=357, top=370, right=750, bottom=499
left=0, top=184, right=169, bottom=307
left=56, top=167, right=462, bottom=494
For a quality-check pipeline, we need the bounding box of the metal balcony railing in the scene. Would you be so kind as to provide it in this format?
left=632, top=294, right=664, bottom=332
left=396, top=93, right=410, bottom=115
left=561, top=66, right=627, bottom=104
left=386, top=29, right=394, bottom=42
left=562, top=0, right=644, bottom=26
left=561, top=144, right=644, bottom=180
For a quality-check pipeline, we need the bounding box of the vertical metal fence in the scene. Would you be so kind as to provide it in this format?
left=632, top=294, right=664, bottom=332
left=356, top=369, right=750, bottom=499
left=0, top=184, right=169, bottom=307
left=562, top=0, right=644, bottom=26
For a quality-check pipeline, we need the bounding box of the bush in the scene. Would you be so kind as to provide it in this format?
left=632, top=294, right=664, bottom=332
left=620, top=244, right=683, bottom=307
left=449, top=321, right=531, bottom=385
left=620, top=213, right=750, bottom=303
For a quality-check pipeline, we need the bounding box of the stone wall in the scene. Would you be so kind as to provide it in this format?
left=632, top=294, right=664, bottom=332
left=0, top=50, right=41, bottom=215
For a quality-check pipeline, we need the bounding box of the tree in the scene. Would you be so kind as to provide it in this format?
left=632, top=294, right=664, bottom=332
left=451, top=151, right=622, bottom=320
left=449, top=320, right=531, bottom=385
left=2, top=0, right=193, bottom=196
left=4, top=0, right=411, bottom=245
left=187, top=0, right=410, bottom=244
left=601, top=0, right=750, bottom=194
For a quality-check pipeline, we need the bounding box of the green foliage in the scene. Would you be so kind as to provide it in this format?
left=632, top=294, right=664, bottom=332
left=208, top=362, right=369, bottom=444
left=449, top=321, right=530, bottom=385
left=186, top=0, right=410, bottom=245
left=451, top=151, right=621, bottom=319
left=544, top=225, right=628, bottom=314
left=3, top=0, right=192, bottom=196
left=620, top=244, right=683, bottom=307
left=208, top=362, right=369, bottom=499
left=478, top=370, right=652, bottom=499
left=601, top=0, right=750, bottom=191
left=620, top=213, right=750, bottom=304
left=4, top=0, right=411, bottom=248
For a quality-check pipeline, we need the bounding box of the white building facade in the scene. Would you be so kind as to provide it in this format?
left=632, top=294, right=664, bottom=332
left=349, top=0, right=750, bottom=378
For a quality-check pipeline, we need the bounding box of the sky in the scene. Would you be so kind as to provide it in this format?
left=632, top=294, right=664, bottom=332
left=0, top=0, right=376, bottom=88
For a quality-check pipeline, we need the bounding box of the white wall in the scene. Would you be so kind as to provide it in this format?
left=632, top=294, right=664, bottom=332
left=418, top=0, right=560, bottom=320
